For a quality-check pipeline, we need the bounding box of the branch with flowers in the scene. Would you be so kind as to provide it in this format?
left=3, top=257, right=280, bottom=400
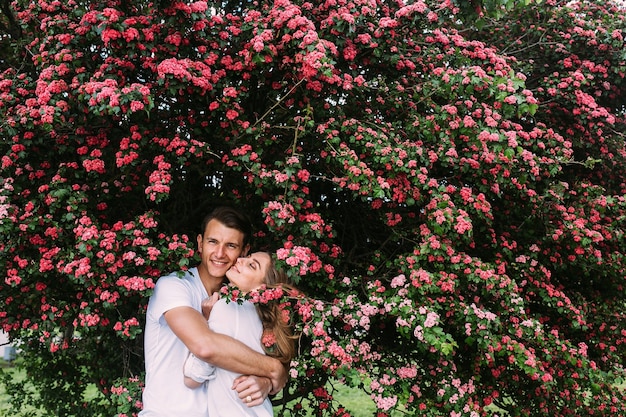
left=2, top=0, right=626, bottom=416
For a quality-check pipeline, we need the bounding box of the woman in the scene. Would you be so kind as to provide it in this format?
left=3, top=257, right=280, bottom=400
left=183, top=251, right=298, bottom=417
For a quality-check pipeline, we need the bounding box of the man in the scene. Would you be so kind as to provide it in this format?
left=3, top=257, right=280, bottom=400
left=140, top=206, right=287, bottom=416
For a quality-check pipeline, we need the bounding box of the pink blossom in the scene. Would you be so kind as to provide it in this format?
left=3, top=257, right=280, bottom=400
left=424, top=312, right=439, bottom=328
left=130, top=101, right=144, bottom=112
left=372, top=393, right=397, bottom=410
left=83, top=158, right=106, bottom=173
left=189, top=1, right=208, bottom=12
left=454, top=215, right=472, bottom=234
left=390, top=274, right=406, bottom=288
left=225, top=109, right=239, bottom=120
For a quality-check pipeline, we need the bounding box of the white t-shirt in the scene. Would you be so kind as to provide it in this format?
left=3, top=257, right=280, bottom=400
left=205, top=298, right=273, bottom=417
left=139, top=267, right=210, bottom=417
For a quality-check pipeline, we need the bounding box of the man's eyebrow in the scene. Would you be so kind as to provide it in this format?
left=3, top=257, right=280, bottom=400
left=204, top=236, right=240, bottom=247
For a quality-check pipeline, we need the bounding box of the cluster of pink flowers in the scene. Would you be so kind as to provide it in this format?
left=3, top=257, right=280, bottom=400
left=145, top=156, right=172, bottom=202
left=113, top=317, right=141, bottom=338
left=263, top=200, right=297, bottom=228
left=116, top=275, right=155, bottom=293
left=276, top=244, right=323, bottom=276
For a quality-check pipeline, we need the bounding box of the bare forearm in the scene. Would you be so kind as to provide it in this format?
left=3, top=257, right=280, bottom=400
left=164, top=306, right=287, bottom=391
left=194, top=331, right=284, bottom=386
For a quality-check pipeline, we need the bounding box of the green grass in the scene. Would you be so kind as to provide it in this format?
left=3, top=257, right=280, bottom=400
left=4, top=354, right=625, bottom=417
left=1, top=356, right=387, bottom=417
left=328, top=384, right=378, bottom=416
left=0, top=356, right=106, bottom=417
left=0, top=357, right=39, bottom=416
left=0, top=361, right=9, bottom=415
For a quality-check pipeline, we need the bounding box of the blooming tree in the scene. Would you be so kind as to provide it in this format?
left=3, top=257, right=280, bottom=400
left=1, top=0, right=625, bottom=416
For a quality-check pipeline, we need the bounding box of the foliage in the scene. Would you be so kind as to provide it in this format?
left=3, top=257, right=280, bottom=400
left=1, top=0, right=626, bottom=416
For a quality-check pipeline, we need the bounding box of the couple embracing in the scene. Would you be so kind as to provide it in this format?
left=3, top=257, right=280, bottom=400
left=139, top=206, right=296, bottom=417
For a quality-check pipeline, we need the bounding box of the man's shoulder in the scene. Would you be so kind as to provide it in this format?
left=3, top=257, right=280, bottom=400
left=156, top=267, right=198, bottom=285
left=146, top=268, right=203, bottom=315
left=151, top=268, right=201, bottom=296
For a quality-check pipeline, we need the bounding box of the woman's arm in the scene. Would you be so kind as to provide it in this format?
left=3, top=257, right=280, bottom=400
left=183, top=352, right=216, bottom=388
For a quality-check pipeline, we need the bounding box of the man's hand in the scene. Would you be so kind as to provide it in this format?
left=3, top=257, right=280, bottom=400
left=269, top=362, right=288, bottom=395
left=232, top=375, right=272, bottom=407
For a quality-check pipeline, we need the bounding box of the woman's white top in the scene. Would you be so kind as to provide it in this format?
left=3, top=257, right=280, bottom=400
left=205, top=298, right=273, bottom=417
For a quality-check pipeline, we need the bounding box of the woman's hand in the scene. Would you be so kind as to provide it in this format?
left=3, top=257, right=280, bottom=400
left=231, top=375, right=272, bottom=407
left=201, top=292, right=219, bottom=320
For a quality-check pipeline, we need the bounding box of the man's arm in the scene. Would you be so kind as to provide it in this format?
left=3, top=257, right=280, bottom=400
left=164, top=305, right=287, bottom=394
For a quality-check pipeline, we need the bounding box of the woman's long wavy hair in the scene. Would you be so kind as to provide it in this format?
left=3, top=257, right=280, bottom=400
left=256, top=254, right=300, bottom=366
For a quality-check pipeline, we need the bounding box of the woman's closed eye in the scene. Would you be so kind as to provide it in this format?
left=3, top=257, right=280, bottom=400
left=247, top=257, right=262, bottom=270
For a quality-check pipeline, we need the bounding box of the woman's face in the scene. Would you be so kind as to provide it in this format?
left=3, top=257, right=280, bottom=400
left=225, top=252, right=271, bottom=292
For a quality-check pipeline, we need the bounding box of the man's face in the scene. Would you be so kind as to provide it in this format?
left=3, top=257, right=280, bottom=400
left=196, top=219, right=248, bottom=281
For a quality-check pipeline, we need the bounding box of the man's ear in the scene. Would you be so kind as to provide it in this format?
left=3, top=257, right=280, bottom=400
left=241, top=244, right=251, bottom=257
